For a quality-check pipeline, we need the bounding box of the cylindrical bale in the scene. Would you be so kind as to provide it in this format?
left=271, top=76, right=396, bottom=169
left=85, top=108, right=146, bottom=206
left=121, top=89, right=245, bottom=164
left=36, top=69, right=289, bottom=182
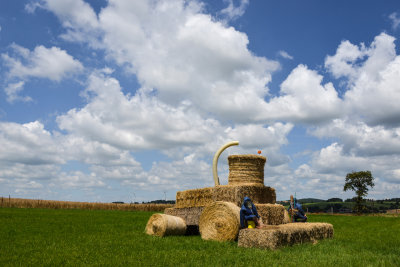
left=199, top=201, right=240, bottom=241
left=228, top=155, right=266, bottom=185
left=145, top=213, right=186, bottom=237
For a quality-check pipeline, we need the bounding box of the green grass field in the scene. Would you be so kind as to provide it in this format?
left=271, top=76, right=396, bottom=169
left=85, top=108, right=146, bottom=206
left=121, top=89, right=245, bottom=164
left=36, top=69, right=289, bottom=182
left=1, top=208, right=399, bottom=266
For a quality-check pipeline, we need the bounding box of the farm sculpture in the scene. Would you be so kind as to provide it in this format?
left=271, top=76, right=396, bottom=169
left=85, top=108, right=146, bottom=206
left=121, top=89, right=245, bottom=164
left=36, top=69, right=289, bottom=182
left=146, top=141, right=334, bottom=250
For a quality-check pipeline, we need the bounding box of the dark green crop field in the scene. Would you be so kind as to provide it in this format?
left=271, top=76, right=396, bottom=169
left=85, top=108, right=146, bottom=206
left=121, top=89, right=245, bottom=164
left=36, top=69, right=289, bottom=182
left=1, top=208, right=399, bottom=266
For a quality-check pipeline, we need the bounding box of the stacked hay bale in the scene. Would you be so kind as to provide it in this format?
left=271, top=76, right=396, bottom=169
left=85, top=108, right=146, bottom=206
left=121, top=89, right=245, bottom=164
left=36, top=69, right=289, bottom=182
left=161, top=154, right=288, bottom=238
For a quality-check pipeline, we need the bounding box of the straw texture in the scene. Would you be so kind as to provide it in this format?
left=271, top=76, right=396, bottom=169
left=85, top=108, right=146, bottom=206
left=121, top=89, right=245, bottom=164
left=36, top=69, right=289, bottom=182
left=254, top=204, right=286, bottom=225
left=164, top=207, right=204, bottom=226
left=145, top=213, right=186, bottom=237
left=228, top=155, right=266, bottom=185
left=238, top=223, right=334, bottom=250
left=199, top=201, right=241, bottom=241
left=175, top=185, right=276, bottom=208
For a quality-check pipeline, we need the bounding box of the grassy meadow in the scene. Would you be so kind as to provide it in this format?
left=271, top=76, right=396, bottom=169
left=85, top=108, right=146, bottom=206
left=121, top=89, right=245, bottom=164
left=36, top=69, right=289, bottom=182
left=1, top=208, right=399, bottom=266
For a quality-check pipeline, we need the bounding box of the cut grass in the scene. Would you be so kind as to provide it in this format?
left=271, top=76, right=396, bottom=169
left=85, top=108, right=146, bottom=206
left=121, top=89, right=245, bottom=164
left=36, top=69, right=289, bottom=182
left=0, top=208, right=399, bottom=266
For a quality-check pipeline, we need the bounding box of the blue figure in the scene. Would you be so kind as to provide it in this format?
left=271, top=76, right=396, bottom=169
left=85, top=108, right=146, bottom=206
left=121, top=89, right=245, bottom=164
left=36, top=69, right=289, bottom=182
left=288, top=198, right=308, bottom=222
left=240, top=197, right=262, bottom=228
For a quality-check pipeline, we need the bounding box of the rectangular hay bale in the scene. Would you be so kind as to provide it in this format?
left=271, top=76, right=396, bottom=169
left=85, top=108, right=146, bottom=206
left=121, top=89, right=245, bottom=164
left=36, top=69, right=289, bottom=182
left=255, top=204, right=286, bottom=225
left=164, top=207, right=204, bottom=226
left=238, top=223, right=334, bottom=250
left=175, top=185, right=276, bottom=208
left=175, top=187, right=213, bottom=208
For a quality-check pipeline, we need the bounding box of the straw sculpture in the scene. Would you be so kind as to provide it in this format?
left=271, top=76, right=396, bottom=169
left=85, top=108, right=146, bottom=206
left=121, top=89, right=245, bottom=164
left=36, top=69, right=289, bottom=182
left=164, top=207, right=204, bottom=225
left=175, top=184, right=276, bottom=208
left=228, top=155, right=266, bottom=185
left=145, top=213, right=186, bottom=237
left=254, top=204, right=286, bottom=225
left=238, top=223, right=334, bottom=250
left=199, top=201, right=240, bottom=241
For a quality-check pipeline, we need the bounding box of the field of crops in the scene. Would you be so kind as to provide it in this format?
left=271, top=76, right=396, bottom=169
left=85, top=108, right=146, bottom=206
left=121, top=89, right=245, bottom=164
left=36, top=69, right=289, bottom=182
left=1, top=208, right=399, bottom=266
left=0, top=197, right=173, bottom=211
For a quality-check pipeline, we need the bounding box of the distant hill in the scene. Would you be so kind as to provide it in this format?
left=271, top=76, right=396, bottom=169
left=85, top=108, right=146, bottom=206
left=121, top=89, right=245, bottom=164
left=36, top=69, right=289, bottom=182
left=298, top=198, right=325, bottom=203
left=277, top=198, right=325, bottom=205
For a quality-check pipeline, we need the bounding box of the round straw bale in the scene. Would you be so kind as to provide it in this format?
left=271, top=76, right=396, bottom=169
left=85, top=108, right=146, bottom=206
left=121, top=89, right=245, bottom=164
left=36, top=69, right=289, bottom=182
left=145, top=213, right=186, bottom=237
left=228, top=155, right=266, bottom=185
left=199, top=201, right=240, bottom=241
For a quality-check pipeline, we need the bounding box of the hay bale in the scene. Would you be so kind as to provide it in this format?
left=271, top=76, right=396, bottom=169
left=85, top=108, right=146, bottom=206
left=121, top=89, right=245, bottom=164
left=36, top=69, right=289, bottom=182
left=199, top=201, right=240, bottom=241
left=175, top=185, right=276, bottom=209
left=175, top=187, right=213, bottom=208
left=238, top=223, right=334, bottom=250
left=164, top=207, right=204, bottom=226
left=254, top=204, right=286, bottom=225
left=283, top=209, right=290, bottom=224
left=145, top=213, right=186, bottom=237
left=228, top=155, right=266, bottom=185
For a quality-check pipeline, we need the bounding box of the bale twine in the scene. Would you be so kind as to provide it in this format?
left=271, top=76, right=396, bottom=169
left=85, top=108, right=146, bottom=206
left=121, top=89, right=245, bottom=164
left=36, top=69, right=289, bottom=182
left=145, top=213, right=186, bottom=237
left=199, top=201, right=240, bottom=241
left=228, top=155, right=266, bottom=185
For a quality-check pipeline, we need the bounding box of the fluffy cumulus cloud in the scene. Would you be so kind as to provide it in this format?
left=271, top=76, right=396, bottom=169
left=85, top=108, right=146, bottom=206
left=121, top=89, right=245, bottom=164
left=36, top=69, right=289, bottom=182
left=38, top=0, right=279, bottom=123
left=2, top=44, right=83, bottom=81
left=325, top=33, right=400, bottom=126
left=261, top=65, right=343, bottom=123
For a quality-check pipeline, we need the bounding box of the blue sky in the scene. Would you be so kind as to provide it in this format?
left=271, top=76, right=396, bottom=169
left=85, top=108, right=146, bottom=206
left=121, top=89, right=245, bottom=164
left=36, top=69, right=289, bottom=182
left=1, top=0, right=400, bottom=203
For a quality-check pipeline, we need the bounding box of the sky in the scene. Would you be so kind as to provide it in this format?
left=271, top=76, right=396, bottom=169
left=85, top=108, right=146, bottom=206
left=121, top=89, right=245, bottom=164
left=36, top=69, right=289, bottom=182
left=1, top=0, right=400, bottom=203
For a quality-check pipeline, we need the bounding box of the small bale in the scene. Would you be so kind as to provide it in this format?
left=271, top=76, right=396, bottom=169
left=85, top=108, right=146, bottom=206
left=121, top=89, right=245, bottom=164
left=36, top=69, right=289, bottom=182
left=283, top=209, right=290, bottom=224
left=254, top=204, right=286, bottom=225
left=238, top=223, right=334, bottom=250
left=228, top=155, right=266, bottom=185
left=199, top=201, right=240, bottom=241
left=145, top=213, right=186, bottom=237
left=164, top=207, right=204, bottom=226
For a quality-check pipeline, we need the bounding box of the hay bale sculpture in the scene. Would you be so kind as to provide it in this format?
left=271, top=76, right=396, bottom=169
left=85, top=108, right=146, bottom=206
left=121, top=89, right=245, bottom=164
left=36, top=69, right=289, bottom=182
left=146, top=141, right=333, bottom=249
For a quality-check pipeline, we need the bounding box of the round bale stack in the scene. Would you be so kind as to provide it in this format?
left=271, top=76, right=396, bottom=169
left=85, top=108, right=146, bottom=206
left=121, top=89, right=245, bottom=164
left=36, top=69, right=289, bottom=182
left=228, top=155, right=266, bottom=185
left=145, top=213, right=186, bottom=237
left=199, top=201, right=240, bottom=241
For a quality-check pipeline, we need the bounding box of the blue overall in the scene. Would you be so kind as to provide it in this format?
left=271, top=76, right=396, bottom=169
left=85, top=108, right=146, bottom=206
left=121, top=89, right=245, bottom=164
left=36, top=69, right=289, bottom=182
left=240, top=197, right=260, bottom=228
left=288, top=200, right=307, bottom=222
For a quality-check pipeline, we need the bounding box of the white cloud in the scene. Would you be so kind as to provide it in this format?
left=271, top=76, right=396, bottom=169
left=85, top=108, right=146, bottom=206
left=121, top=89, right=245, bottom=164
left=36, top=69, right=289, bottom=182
left=312, top=119, right=400, bottom=157
left=0, top=121, right=65, bottom=165
left=220, top=0, right=249, bottom=21
left=260, top=64, right=343, bottom=123
left=40, top=0, right=279, bottom=123
left=278, top=50, right=293, bottom=60
left=4, top=81, right=32, bottom=103
left=30, top=0, right=102, bottom=46
left=2, top=44, right=83, bottom=81
left=25, top=2, right=44, bottom=13
left=325, top=33, right=400, bottom=126
left=389, top=12, right=400, bottom=30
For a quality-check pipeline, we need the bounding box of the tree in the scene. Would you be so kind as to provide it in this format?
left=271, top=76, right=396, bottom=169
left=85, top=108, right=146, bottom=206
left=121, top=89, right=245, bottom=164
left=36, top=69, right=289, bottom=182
left=343, top=171, right=374, bottom=214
